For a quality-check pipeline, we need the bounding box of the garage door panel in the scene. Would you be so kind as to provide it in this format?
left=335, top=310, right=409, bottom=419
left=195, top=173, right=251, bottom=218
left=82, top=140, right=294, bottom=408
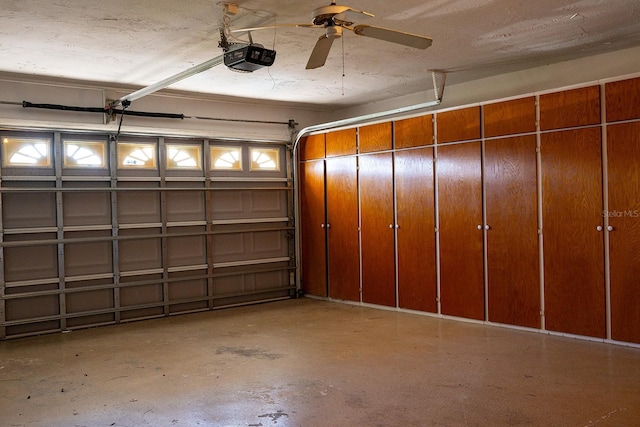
left=168, top=271, right=207, bottom=300
left=214, top=274, right=246, bottom=295
left=211, top=190, right=286, bottom=220
left=213, top=233, right=246, bottom=258
left=62, top=182, right=111, bottom=226
left=167, top=229, right=206, bottom=267
left=251, top=230, right=287, bottom=254
left=117, top=182, right=161, bottom=224
left=212, top=230, right=288, bottom=262
left=2, top=183, right=56, bottom=229
left=213, top=265, right=289, bottom=296
left=6, top=321, right=60, bottom=337
left=211, top=191, right=244, bottom=216
left=64, top=230, right=113, bottom=276
left=254, top=269, right=289, bottom=290
left=120, top=307, right=164, bottom=321
left=67, top=313, right=115, bottom=328
left=120, top=275, right=163, bottom=307
left=6, top=294, right=59, bottom=321
left=119, top=229, right=162, bottom=272
left=66, top=288, right=114, bottom=313
left=166, top=182, right=205, bottom=222
left=250, top=191, right=287, bottom=216
left=4, top=234, right=58, bottom=282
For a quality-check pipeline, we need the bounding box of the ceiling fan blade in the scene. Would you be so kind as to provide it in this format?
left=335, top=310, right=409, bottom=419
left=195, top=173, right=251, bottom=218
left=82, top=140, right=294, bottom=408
left=352, top=25, right=433, bottom=49
left=231, top=23, right=317, bottom=33
left=306, top=34, right=336, bottom=69
left=333, top=8, right=374, bottom=25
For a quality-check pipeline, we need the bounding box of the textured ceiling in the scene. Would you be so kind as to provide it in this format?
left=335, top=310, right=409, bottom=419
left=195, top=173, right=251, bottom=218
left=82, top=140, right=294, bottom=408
left=1, top=0, right=640, bottom=108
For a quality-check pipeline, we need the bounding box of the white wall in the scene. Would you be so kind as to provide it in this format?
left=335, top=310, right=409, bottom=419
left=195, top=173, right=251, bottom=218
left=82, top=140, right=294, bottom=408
left=333, top=45, right=640, bottom=121
left=0, top=73, right=333, bottom=142
left=2, top=45, right=639, bottom=139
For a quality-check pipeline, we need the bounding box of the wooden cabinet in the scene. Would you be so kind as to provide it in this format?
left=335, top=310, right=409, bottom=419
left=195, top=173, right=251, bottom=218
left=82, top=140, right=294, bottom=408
left=297, top=78, right=640, bottom=346
left=485, top=135, right=540, bottom=328
left=300, top=134, right=325, bottom=161
left=436, top=106, right=481, bottom=143
left=539, top=86, right=600, bottom=131
left=607, top=122, right=640, bottom=344
left=395, top=148, right=437, bottom=312
left=359, top=152, right=395, bottom=306
left=326, top=128, right=357, bottom=157
left=541, top=128, right=605, bottom=338
left=484, top=97, right=536, bottom=138
left=394, top=115, right=433, bottom=149
left=299, top=159, right=327, bottom=297
left=359, top=123, right=392, bottom=153
left=605, top=77, right=640, bottom=122
left=437, top=142, right=484, bottom=320
left=325, top=156, right=360, bottom=302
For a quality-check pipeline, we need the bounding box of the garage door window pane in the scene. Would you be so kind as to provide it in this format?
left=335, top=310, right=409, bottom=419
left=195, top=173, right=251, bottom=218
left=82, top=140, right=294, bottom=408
left=250, top=147, right=279, bottom=171
left=2, top=137, right=52, bottom=167
left=63, top=140, right=106, bottom=168
left=211, top=146, right=242, bottom=171
left=167, top=144, right=201, bottom=170
left=118, top=143, right=157, bottom=169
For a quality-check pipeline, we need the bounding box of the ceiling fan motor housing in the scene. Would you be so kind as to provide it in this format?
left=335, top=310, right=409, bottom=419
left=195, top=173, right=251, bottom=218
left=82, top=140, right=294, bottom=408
left=312, top=4, right=353, bottom=26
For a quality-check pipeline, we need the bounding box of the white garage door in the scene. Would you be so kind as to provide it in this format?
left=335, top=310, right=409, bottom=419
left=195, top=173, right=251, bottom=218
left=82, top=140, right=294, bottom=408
left=0, top=130, right=294, bottom=339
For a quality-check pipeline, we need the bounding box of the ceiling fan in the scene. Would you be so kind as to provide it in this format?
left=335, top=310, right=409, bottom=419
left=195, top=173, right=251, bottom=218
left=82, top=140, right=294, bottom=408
left=231, top=1, right=433, bottom=69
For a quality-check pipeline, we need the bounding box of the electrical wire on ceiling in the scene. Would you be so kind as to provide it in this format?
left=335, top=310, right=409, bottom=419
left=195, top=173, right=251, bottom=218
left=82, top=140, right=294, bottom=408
left=342, top=35, right=346, bottom=96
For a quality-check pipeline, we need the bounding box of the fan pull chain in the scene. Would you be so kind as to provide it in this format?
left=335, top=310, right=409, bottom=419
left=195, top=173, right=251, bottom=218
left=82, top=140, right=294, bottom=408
left=341, top=35, right=345, bottom=96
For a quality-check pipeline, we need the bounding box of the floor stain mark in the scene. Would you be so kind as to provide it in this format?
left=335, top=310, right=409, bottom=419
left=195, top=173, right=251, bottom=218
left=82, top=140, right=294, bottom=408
left=584, top=408, right=627, bottom=426
left=216, top=346, right=282, bottom=360
left=258, top=410, right=288, bottom=423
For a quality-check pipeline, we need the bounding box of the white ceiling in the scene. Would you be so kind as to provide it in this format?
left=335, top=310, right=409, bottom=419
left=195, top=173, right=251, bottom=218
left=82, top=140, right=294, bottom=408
left=1, top=0, right=640, bottom=109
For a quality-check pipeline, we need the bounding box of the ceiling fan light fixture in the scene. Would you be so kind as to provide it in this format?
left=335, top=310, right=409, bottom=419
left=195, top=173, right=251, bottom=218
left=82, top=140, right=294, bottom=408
left=326, top=25, right=343, bottom=39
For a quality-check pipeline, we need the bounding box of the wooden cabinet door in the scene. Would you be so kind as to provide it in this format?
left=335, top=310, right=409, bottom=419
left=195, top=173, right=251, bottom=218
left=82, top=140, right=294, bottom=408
left=359, top=123, right=392, bottom=153
left=607, top=122, right=640, bottom=344
left=394, top=115, right=433, bottom=149
left=326, top=156, right=360, bottom=302
left=541, top=128, right=605, bottom=338
left=326, top=128, right=357, bottom=157
left=436, top=107, right=481, bottom=144
left=300, top=134, right=325, bottom=161
left=359, top=152, right=395, bottom=307
left=539, top=86, right=601, bottom=131
left=485, top=135, right=540, bottom=328
left=395, top=148, right=437, bottom=312
left=300, top=159, right=327, bottom=297
left=437, top=142, right=484, bottom=320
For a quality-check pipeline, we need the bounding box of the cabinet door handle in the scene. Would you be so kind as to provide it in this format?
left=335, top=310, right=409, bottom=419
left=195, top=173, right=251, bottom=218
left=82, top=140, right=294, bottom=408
left=326, top=224, right=331, bottom=229
left=389, top=224, right=394, bottom=229
left=395, top=224, right=400, bottom=229
left=607, top=225, right=614, bottom=232
left=485, top=225, right=491, bottom=230
left=596, top=225, right=603, bottom=232
left=477, top=225, right=483, bottom=230
left=321, top=224, right=325, bottom=228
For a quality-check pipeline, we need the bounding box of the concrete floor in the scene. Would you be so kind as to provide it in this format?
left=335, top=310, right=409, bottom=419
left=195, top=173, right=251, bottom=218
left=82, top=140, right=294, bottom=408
left=1, top=298, right=639, bottom=427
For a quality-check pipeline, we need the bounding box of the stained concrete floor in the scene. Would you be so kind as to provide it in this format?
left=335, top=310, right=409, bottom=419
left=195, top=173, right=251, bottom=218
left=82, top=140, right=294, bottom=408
left=1, top=298, right=639, bottom=427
